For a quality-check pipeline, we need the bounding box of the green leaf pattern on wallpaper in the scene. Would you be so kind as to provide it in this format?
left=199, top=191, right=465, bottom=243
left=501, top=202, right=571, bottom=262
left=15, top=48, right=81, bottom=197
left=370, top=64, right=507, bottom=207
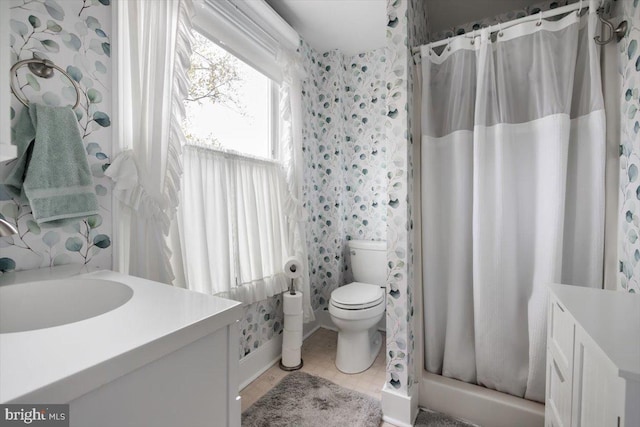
left=238, top=295, right=284, bottom=358
left=300, top=43, right=389, bottom=313
left=385, top=0, right=414, bottom=394
left=618, top=0, right=640, bottom=293
left=300, top=46, right=348, bottom=313
left=0, top=0, right=112, bottom=272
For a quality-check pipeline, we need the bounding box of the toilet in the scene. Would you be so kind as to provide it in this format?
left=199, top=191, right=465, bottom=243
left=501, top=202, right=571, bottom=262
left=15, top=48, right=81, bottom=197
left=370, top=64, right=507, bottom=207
left=329, top=239, right=386, bottom=374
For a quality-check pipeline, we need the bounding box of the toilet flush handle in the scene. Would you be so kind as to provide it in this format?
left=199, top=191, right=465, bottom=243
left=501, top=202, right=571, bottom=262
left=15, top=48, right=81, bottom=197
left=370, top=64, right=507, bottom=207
left=350, top=250, right=356, bottom=256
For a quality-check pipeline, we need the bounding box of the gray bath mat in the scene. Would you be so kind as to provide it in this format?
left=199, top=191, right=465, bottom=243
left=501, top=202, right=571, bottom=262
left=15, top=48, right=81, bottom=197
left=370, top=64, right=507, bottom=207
left=415, top=408, right=479, bottom=427
left=242, top=371, right=382, bottom=427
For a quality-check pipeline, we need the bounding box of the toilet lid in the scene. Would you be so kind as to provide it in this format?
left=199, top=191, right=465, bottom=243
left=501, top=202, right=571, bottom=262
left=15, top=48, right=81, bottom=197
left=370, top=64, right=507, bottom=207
left=330, top=282, right=384, bottom=310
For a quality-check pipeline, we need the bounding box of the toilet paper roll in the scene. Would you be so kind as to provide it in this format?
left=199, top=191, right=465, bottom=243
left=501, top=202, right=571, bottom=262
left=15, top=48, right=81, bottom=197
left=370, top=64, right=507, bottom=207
left=283, top=329, right=303, bottom=349
left=283, top=292, right=303, bottom=314
left=282, top=347, right=301, bottom=367
left=284, top=313, right=303, bottom=331
left=284, top=256, right=302, bottom=279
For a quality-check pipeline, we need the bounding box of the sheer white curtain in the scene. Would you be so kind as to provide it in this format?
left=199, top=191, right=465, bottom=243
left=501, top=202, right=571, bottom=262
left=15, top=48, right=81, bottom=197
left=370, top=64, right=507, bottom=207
left=421, top=4, right=605, bottom=402
left=106, top=0, right=192, bottom=284
left=180, top=147, right=292, bottom=303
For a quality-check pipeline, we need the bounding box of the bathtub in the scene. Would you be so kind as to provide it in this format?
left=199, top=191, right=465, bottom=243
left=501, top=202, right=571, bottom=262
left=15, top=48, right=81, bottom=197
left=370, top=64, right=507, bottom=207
left=0, top=267, right=243, bottom=427
left=419, top=371, right=544, bottom=427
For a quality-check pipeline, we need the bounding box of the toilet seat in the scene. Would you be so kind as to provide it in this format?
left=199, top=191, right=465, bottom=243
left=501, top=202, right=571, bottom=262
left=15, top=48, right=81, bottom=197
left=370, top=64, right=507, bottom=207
left=330, top=282, right=384, bottom=310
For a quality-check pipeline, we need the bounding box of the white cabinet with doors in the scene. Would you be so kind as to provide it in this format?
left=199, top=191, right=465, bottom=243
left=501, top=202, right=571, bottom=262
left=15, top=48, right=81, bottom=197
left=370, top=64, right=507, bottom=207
left=546, top=284, right=640, bottom=427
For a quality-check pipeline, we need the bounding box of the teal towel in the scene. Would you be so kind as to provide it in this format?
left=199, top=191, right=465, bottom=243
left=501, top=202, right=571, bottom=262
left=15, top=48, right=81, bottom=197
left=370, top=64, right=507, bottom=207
left=2, top=104, right=99, bottom=225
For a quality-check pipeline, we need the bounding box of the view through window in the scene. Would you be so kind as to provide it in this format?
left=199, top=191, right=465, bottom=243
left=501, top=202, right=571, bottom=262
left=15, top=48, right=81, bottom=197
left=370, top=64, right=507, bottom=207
left=183, top=31, right=274, bottom=158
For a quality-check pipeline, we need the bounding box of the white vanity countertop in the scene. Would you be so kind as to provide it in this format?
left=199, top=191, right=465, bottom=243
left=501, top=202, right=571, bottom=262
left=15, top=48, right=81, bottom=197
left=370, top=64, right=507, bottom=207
left=0, top=268, right=242, bottom=404
left=549, top=284, right=640, bottom=381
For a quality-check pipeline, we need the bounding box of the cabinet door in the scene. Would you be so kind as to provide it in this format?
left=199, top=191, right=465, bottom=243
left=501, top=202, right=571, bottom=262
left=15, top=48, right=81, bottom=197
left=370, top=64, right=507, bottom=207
left=546, top=354, right=573, bottom=427
left=571, top=328, right=625, bottom=427
left=549, top=297, right=575, bottom=374
left=546, top=295, right=575, bottom=427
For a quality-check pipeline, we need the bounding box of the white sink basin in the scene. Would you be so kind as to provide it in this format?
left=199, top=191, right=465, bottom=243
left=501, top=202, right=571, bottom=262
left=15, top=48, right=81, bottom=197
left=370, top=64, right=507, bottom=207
left=0, top=279, right=134, bottom=333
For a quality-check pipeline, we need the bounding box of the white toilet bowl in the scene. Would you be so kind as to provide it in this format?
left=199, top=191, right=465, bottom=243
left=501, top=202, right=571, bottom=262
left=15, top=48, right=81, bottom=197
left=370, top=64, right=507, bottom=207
left=328, top=239, right=386, bottom=374
left=329, top=282, right=385, bottom=374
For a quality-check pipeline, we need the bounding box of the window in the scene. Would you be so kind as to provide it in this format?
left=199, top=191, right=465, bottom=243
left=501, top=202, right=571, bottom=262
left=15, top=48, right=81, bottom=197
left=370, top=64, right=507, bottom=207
left=180, top=27, right=292, bottom=303
left=179, top=0, right=311, bottom=318
left=183, top=31, right=278, bottom=159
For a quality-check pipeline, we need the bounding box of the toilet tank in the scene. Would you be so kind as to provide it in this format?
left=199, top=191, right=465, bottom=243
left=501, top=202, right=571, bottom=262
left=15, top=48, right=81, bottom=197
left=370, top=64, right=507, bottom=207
left=348, top=240, right=387, bottom=286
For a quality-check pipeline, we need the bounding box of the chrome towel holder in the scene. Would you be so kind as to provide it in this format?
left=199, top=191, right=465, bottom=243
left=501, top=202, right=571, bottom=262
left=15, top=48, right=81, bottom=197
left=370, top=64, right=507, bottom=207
left=10, top=58, right=82, bottom=109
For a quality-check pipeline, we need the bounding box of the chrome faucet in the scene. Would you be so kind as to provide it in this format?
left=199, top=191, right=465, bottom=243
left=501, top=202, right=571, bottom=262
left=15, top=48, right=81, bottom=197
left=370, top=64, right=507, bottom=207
left=0, top=218, right=18, bottom=236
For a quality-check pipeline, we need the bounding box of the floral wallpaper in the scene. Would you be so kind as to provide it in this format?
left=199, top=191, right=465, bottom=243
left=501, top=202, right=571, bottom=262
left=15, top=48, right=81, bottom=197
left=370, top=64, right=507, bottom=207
left=384, top=0, right=414, bottom=394
left=239, top=295, right=284, bottom=357
left=618, top=0, right=640, bottom=294
left=343, top=50, right=389, bottom=246
left=300, top=45, right=348, bottom=312
left=0, top=0, right=112, bottom=274
left=300, top=42, right=390, bottom=311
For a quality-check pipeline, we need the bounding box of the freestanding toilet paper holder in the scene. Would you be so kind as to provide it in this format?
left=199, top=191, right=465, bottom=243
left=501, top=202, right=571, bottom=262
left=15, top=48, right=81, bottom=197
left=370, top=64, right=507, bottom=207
left=280, top=260, right=304, bottom=371
left=279, top=277, right=303, bottom=371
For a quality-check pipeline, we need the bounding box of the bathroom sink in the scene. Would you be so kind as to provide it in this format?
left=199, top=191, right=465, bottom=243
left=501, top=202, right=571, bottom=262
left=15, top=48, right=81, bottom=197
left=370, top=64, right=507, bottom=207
left=0, top=279, right=134, bottom=333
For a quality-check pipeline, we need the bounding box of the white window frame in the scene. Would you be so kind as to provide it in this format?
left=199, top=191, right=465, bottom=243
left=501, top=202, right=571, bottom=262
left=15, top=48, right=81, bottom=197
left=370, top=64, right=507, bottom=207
left=191, top=0, right=297, bottom=160
left=193, top=0, right=299, bottom=84
left=188, top=27, right=280, bottom=159
left=269, top=80, right=280, bottom=158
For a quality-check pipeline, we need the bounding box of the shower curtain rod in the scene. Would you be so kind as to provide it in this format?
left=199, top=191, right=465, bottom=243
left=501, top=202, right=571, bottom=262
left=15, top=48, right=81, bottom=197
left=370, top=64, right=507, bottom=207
left=411, top=1, right=593, bottom=55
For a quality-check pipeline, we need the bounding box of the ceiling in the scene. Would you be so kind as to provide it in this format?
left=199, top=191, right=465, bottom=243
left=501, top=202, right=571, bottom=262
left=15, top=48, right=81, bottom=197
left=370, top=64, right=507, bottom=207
left=265, top=0, right=548, bottom=55
left=265, top=0, right=387, bottom=56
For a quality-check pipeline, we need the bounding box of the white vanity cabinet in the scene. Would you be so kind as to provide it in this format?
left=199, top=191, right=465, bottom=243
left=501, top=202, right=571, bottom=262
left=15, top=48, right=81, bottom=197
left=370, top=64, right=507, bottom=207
left=546, top=284, right=640, bottom=427
left=1, top=269, right=244, bottom=427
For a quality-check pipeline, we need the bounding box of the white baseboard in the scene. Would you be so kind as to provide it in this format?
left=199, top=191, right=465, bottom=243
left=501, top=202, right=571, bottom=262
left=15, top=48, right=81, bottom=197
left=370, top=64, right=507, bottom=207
left=239, top=308, right=333, bottom=390
left=301, top=309, right=324, bottom=336
left=239, top=334, right=284, bottom=390
left=311, top=309, right=337, bottom=331
left=382, top=382, right=419, bottom=427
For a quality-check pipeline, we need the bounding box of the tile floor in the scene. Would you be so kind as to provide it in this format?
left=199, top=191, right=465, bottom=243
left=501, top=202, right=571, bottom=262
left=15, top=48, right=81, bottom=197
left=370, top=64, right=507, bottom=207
left=240, top=327, right=397, bottom=427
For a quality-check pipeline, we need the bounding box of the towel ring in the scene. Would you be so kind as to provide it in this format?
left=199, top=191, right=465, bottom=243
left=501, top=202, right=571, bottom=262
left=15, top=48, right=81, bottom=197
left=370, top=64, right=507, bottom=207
left=10, top=59, right=81, bottom=109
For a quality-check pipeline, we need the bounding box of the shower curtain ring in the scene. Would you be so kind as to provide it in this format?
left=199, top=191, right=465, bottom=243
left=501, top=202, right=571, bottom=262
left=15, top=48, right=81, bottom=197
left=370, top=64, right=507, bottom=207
left=447, top=37, right=452, bottom=51
left=577, top=0, right=583, bottom=16
left=536, top=11, right=543, bottom=26
left=470, top=30, right=476, bottom=45
left=498, top=22, right=503, bottom=37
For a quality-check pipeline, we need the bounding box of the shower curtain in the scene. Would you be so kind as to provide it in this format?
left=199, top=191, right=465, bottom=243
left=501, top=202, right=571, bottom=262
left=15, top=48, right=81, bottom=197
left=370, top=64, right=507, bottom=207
left=421, top=6, right=605, bottom=403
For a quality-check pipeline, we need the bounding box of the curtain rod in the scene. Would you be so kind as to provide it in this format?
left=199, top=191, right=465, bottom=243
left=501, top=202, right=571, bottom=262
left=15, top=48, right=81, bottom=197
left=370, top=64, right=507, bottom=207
left=411, top=1, right=592, bottom=55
